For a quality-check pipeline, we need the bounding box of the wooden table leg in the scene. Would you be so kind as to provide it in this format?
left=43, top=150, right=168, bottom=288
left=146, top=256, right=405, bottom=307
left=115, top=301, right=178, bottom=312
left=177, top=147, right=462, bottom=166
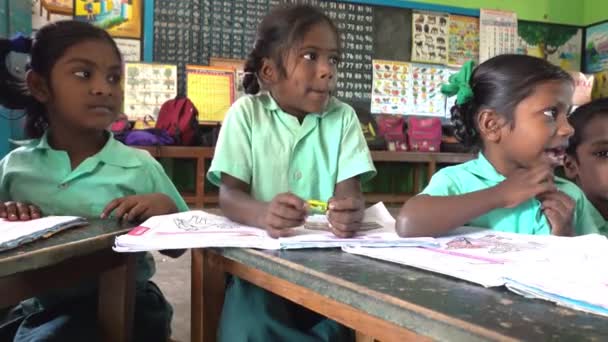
left=191, top=249, right=225, bottom=342
left=196, top=155, right=205, bottom=208
left=98, top=254, right=135, bottom=342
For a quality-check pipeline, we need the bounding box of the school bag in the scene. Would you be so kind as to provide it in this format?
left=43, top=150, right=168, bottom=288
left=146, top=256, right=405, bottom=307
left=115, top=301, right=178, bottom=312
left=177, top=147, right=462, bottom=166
left=407, top=117, right=442, bottom=152
left=377, top=115, right=408, bottom=151
left=155, top=97, right=200, bottom=145
left=351, top=103, right=385, bottom=150
left=124, top=128, right=174, bottom=146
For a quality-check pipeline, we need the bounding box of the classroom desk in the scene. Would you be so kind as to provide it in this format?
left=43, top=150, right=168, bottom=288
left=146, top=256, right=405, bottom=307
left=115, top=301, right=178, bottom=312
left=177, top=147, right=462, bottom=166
left=0, top=219, right=135, bottom=342
left=192, top=247, right=608, bottom=342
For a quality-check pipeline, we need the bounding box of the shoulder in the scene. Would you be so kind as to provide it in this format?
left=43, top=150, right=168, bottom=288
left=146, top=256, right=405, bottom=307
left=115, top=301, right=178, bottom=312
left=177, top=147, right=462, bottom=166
left=0, top=140, right=43, bottom=165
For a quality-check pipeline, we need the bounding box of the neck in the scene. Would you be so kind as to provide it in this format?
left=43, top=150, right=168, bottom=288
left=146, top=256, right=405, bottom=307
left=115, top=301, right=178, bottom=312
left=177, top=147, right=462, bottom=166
left=269, top=91, right=307, bottom=120
left=481, top=146, right=518, bottom=177
left=46, top=125, right=108, bottom=169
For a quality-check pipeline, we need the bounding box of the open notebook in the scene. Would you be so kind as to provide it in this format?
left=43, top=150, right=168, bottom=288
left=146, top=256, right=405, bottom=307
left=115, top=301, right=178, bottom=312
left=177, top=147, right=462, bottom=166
left=0, top=216, right=88, bottom=252
left=113, top=203, right=437, bottom=252
left=344, top=228, right=608, bottom=317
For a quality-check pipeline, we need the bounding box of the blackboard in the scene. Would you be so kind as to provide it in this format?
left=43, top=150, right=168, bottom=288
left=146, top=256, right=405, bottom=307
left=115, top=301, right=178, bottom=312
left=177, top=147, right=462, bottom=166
left=153, top=0, right=413, bottom=109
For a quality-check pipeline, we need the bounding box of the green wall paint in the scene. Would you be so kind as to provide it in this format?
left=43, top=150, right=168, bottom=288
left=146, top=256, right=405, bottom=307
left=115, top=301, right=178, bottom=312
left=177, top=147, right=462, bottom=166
left=406, top=0, right=587, bottom=26
left=583, top=0, right=608, bottom=25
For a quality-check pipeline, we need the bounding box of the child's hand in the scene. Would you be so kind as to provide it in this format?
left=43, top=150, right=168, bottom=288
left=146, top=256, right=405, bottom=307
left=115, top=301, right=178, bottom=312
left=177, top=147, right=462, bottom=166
left=495, top=164, right=556, bottom=208
left=260, top=193, right=307, bottom=238
left=101, top=193, right=178, bottom=222
left=0, top=201, right=41, bottom=221
left=537, top=190, right=575, bottom=236
left=327, top=196, right=365, bottom=238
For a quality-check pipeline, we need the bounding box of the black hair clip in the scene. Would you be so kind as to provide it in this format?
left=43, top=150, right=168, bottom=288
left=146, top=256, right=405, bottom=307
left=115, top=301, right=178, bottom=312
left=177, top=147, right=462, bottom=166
left=9, top=34, right=32, bottom=54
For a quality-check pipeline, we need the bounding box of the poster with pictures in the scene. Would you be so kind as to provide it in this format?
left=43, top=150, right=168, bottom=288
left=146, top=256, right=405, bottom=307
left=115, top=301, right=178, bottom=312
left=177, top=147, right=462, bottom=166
left=585, top=22, right=608, bottom=73
left=479, top=9, right=518, bottom=62
left=123, top=63, right=177, bottom=121
left=517, top=21, right=582, bottom=72
left=114, top=38, right=140, bottom=62
left=412, top=11, right=449, bottom=65
left=32, top=0, right=73, bottom=30
left=74, top=0, right=142, bottom=39
left=448, top=15, right=479, bottom=67
left=371, top=60, right=454, bottom=117
left=186, top=65, right=235, bottom=122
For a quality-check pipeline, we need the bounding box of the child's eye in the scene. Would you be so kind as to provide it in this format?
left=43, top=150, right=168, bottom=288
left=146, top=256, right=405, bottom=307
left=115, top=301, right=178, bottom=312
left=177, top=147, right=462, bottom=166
left=108, top=74, right=122, bottom=84
left=594, top=151, right=608, bottom=158
left=329, top=55, right=341, bottom=65
left=303, top=52, right=318, bottom=61
left=542, top=108, right=558, bottom=118
left=74, top=70, right=91, bottom=79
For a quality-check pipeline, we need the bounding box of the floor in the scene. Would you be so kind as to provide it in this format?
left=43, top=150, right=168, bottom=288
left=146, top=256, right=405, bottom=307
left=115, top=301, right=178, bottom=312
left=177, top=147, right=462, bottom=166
left=151, top=250, right=192, bottom=342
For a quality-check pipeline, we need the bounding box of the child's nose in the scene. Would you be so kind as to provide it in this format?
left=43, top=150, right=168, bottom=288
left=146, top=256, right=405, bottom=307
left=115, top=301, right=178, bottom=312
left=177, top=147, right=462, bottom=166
left=557, top=115, right=574, bottom=138
left=319, top=61, right=335, bottom=80
left=90, top=79, right=113, bottom=96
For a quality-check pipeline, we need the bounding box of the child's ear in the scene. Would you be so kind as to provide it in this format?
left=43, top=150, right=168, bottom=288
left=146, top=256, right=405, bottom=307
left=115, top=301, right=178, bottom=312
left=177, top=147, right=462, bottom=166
left=563, top=154, right=579, bottom=180
left=26, top=71, right=51, bottom=103
left=259, top=58, right=278, bottom=85
left=477, top=109, right=504, bottom=143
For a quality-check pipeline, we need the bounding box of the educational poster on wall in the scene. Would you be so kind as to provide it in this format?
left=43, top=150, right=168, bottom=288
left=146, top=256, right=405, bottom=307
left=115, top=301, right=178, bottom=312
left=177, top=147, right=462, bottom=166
left=371, top=60, right=454, bottom=117
left=479, top=9, right=518, bottom=62
left=412, top=11, right=448, bottom=65
left=73, top=0, right=142, bottom=39
left=209, top=57, right=246, bottom=100
left=114, top=38, right=140, bottom=62
left=593, top=70, right=608, bottom=99
left=448, top=15, right=479, bottom=67
left=124, top=63, right=177, bottom=121
left=585, top=22, right=608, bottom=73
left=517, top=21, right=582, bottom=71
left=186, top=65, right=235, bottom=122
left=32, top=0, right=73, bottom=30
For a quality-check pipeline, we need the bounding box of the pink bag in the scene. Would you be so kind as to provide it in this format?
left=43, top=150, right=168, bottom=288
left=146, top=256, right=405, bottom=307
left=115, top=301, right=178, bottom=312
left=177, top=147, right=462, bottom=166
left=377, top=115, right=407, bottom=151
left=408, top=117, right=441, bottom=152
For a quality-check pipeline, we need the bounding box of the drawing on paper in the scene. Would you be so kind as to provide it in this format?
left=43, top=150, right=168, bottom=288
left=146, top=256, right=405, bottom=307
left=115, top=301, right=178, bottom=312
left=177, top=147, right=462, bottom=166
left=446, top=235, right=543, bottom=254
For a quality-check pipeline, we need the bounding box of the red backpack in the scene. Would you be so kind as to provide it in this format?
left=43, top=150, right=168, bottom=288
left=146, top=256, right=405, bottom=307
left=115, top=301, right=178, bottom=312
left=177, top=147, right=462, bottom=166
left=407, top=117, right=442, bottom=152
left=155, top=97, right=200, bottom=145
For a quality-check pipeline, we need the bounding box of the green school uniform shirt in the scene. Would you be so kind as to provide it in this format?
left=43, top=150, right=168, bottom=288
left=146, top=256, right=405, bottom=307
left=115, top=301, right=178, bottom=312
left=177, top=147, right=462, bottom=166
left=582, top=198, right=608, bottom=236
left=207, top=93, right=376, bottom=202
left=0, top=132, right=189, bottom=284
left=420, top=153, right=601, bottom=235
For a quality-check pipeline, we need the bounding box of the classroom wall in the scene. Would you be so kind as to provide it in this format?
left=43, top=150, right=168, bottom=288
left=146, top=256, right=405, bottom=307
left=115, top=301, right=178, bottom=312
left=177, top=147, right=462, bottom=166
left=583, top=0, right=608, bottom=26
left=406, top=0, right=584, bottom=25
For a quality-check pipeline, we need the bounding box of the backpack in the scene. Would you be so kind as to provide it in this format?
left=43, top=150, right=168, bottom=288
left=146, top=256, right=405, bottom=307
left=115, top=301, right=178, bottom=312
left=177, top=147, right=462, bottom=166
left=124, top=128, right=174, bottom=146
left=155, top=97, right=200, bottom=145
left=351, top=102, right=385, bottom=150
left=408, top=117, right=442, bottom=152
left=377, top=115, right=407, bottom=151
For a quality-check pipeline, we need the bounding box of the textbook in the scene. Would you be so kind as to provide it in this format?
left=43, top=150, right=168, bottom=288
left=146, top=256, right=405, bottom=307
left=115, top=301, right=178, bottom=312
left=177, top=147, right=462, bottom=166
left=0, top=216, right=88, bottom=252
left=344, top=229, right=608, bottom=317
left=113, top=203, right=437, bottom=252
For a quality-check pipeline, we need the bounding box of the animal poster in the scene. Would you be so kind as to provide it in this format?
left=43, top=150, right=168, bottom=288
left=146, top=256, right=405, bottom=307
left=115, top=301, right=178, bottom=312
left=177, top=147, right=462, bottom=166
left=371, top=60, right=454, bottom=117
left=123, top=63, right=177, bottom=120
left=448, top=15, right=479, bottom=67
left=32, top=0, right=73, bottom=30
left=74, top=0, right=142, bottom=39
left=517, top=21, right=582, bottom=71
left=585, top=22, right=608, bottom=73
left=186, top=65, right=235, bottom=123
left=412, top=11, right=449, bottom=65
left=479, top=9, right=518, bottom=62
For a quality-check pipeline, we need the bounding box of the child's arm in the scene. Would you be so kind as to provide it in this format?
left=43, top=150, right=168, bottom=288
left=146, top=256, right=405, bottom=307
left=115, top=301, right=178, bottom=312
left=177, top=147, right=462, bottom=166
left=327, top=177, right=365, bottom=238
left=397, top=164, right=556, bottom=237
left=219, top=173, right=307, bottom=238
left=0, top=202, right=41, bottom=221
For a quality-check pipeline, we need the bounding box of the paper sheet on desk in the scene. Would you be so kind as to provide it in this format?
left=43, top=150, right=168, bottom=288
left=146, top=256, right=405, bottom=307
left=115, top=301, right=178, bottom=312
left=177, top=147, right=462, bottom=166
left=343, top=229, right=608, bottom=288
left=0, top=216, right=88, bottom=252
left=113, top=202, right=436, bottom=252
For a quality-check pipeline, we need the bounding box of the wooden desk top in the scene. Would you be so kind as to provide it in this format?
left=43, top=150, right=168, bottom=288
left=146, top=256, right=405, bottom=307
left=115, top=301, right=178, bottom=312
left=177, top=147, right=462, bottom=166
left=217, top=248, right=608, bottom=341
left=0, top=219, right=133, bottom=278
